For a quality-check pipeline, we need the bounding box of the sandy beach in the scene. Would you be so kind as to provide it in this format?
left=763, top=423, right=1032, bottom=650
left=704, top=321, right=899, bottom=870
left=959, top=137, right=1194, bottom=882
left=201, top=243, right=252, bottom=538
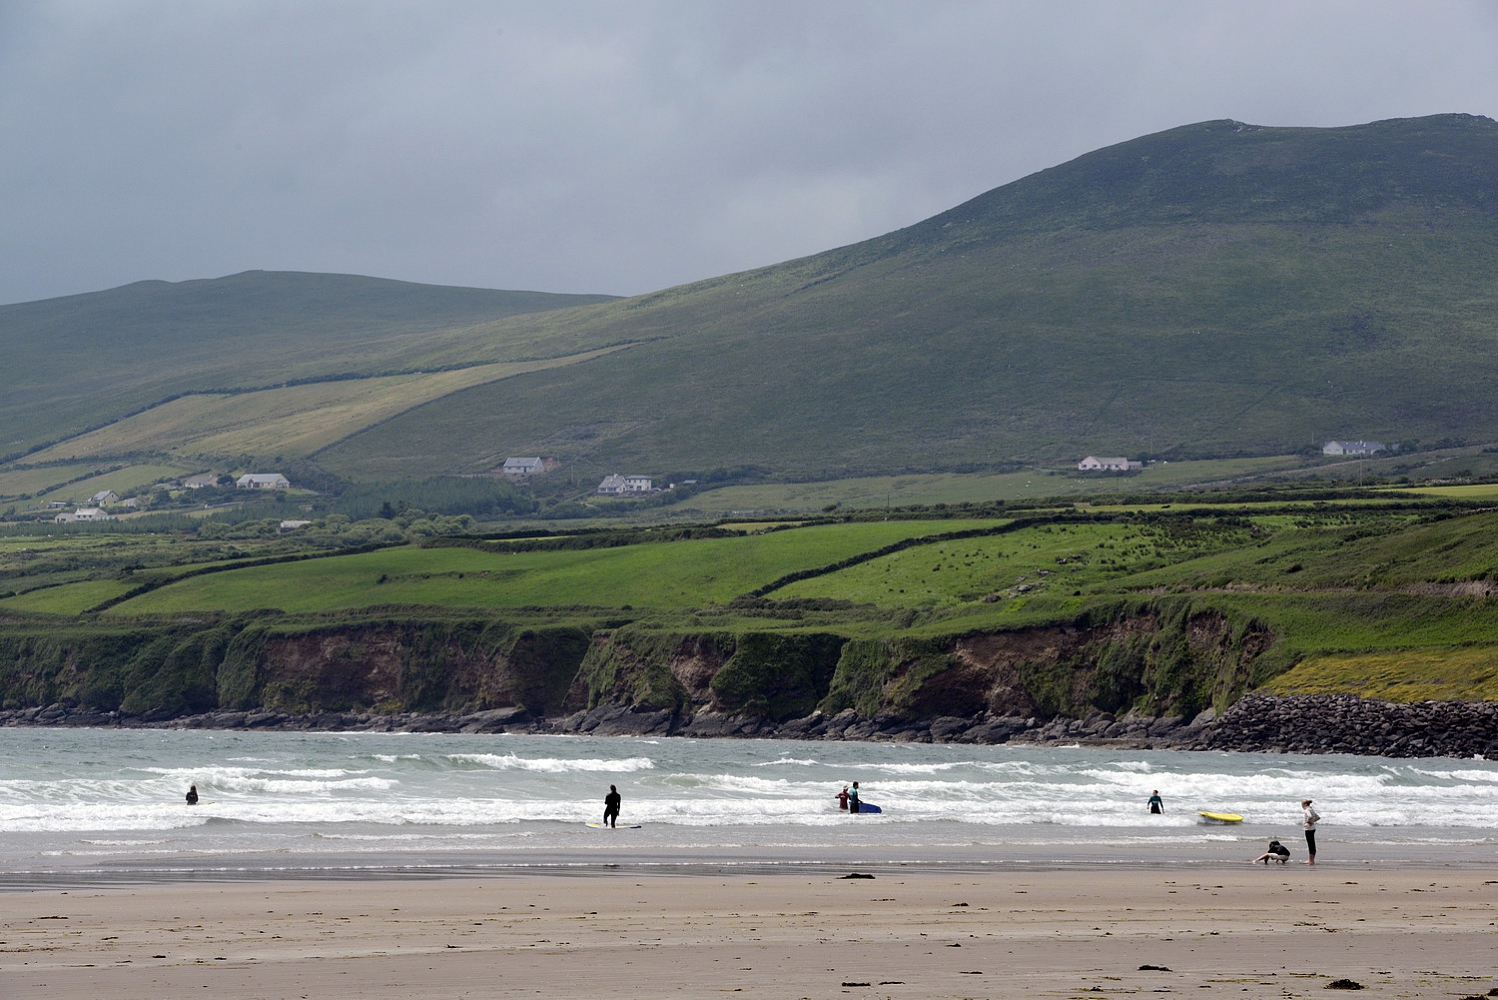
left=3, top=864, right=1495, bottom=999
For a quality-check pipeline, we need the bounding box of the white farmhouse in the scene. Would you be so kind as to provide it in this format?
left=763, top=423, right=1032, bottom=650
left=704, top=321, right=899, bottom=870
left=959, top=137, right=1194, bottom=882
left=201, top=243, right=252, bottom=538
left=502, top=457, right=545, bottom=476
left=89, top=490, right=118, bottom=506
left=236, top=473, right=291, bottom=490
left=597, top=474, right=627, bottom=495
left=1322, top=440, right=1386, bottom=456
left=623, top=475, right=653, bottom=494
left=55, top=507, right=113, bottom=523
left=1078, top=456, right=1133, bottom=472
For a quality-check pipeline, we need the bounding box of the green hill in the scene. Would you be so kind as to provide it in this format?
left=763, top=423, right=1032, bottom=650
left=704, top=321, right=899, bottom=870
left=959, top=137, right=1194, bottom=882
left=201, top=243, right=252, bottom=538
left=9, top=115, right=1498, bottom=489
left=0, top=270, right=618, bottom=459
left=311, top=114, right=1498, bottom=481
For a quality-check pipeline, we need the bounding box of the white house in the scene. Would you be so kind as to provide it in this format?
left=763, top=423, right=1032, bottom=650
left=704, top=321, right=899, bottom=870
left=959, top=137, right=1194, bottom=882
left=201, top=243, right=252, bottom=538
left=236, top=473, right=291, bottom=490
left=597, top=474, right=627, bottom=495
left=501, top=457, right=545, bottom=476
left=89, top=490, right=118, bottom=506
left=1078, top=456, right=1135, bottom=472
left=623, top=475, right=653, bottom=494
left=1322, top=440, right=1386, bottom=456
left=55, top=507, right=112, bottom=523
left=279, top=519, right=312, bottom=532
left=182, top=473, right=218, bottom=489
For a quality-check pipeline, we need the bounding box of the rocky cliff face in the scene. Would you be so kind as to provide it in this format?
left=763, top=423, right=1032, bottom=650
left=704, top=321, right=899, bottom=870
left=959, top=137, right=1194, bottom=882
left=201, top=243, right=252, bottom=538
left=3, top=610, right=1494, bottom=759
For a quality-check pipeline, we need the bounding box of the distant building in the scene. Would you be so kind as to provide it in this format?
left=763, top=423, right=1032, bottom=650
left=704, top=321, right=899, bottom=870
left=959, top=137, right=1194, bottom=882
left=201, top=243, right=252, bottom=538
left=236, top=473, right=291, bottom=490
left=597, top=474, right=627, bottom=495
left=279, top=519, right=312, bottom=532
left=501, top=457, right=545, bottom=476
left=55, top=507, right=112, bottom=523
left=88, top=490, right=118, bottom=506
left=1322, top=440, right=1386, bottom=456
left=182, top=473, right=218, bottom=489
left=623, top=475, right=653, bottom=494
left=1077, top=456, right=1139, bottom=472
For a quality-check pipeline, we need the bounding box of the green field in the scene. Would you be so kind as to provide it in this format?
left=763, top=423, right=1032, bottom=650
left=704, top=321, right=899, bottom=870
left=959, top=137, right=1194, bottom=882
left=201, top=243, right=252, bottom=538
left=24, top=346, right=631, bottom=466
left=91, top=519, right=996, bottom=614
left=5, top=488, right=1498, bottom=712
left=682, top=457, right=1314, bottom=513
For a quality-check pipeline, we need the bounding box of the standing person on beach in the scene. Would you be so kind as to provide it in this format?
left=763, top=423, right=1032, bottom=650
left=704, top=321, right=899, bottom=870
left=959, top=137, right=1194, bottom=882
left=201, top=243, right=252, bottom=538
left=603, top=784, right=622, bottom=828
left=185, top=785, right=198, bottom=805
left=836, top=786, right=849, bottom=811
left=848, top=781, right=861, bottom=814
left=1147, top=790, right=1163, bottom=814
left=1302, top=798, right=1320, bottom=864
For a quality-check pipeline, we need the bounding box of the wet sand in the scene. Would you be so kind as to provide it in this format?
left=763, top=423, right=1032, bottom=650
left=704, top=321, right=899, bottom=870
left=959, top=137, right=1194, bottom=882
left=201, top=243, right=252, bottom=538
left=3, top=866, right=1495, bottom=999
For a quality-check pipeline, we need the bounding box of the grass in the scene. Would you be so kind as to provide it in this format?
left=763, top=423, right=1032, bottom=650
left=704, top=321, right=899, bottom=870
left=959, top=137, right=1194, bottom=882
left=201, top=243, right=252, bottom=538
left=0, top=579, right=136, bottom=615
left=681, top=457, right=1314, bottom=513
left=0, top=271, right=618, bottom=459
left=99, top=519, right=996, bottom=614
left=6, top=489, right=1498, bottom=709
left=1262, top=647, right=1498, bottom=701
left=30, top=464, right=194, bottom=504
left=775, top=520, right=1253, bottom=607
left=24, top=346, right=631, bottom=465
left=1387, top=482, right=1498, bottom=501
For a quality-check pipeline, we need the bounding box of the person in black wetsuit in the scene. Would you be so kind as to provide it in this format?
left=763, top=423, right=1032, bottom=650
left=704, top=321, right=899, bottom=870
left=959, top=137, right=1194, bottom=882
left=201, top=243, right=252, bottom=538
left=603, top=784, right=621, bottom=828
left=185, top=785, right=199, bottom=805
left=1147, top=790, right=1163, bottom=814
left=1250, top=840, right=1290, bottom=864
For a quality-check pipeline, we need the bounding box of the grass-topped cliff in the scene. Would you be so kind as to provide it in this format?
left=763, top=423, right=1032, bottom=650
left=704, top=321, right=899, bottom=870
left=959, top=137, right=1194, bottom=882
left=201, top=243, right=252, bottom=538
left=4, top=488, right=1497, bottom=725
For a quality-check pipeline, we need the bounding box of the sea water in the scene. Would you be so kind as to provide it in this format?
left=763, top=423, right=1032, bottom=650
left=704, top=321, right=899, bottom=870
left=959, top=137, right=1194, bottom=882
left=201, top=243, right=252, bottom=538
left=1, top=728, right=1495, bottom=878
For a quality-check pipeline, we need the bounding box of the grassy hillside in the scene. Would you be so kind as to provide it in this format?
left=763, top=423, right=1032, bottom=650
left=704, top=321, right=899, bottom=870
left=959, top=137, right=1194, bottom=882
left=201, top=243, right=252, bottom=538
left=311, top=114, right=1498, bottom=481
left=0, top=270, right=619, bottom=459
left=8, top=116, right=1498, bottom=496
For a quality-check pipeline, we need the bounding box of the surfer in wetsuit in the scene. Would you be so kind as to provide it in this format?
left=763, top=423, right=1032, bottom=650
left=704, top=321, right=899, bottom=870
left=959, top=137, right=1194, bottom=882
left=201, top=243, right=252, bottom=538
left=603, top=784, right=621, bottom=828
left=1147, top=790, right=1163, bottom=814
left=185, top=785, right=199, bottom=806
left=848, top=781, right=861, bottom=814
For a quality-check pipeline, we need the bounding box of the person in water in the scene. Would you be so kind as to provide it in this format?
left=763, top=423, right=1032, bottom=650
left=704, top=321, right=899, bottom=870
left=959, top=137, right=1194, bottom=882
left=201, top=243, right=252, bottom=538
left=836, top=786, right=849, bottom=811
left=185, top=785, right=198, bottom=806
left=848, top=781, right=861, bottom=814
left=1147, top=790, right=1163, bottom=814
left=603, top=784, right=622, bottom=828
left=1302, top=798, right=1320, bottom=864
left=1250, top=840, right=1291, bottom=864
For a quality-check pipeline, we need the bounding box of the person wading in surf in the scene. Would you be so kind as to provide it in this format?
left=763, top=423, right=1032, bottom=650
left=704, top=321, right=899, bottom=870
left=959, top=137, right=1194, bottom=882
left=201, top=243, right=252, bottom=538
left=603, top=785, right=622, bottom=828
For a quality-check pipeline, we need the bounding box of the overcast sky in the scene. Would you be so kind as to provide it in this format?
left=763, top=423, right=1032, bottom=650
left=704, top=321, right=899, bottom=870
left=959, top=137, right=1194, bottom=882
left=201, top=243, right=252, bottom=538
left=3, top=0, right=1497, bottom=304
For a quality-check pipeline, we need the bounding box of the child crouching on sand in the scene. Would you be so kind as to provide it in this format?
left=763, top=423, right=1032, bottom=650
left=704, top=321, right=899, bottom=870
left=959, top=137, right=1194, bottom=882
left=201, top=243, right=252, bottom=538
left=1250, top=840, right=1291, bottom=864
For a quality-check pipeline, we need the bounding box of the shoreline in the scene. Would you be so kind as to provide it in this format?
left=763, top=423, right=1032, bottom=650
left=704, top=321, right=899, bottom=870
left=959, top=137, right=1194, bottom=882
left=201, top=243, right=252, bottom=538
left=8, top=835, right=1498, bottom=890
left=4, top=867, right=1494, bottom=999
left=5, top=691, right=1497, bottom=760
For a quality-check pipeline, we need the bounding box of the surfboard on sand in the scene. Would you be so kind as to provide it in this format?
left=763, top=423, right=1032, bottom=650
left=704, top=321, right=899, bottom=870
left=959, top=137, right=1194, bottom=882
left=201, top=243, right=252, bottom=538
left=586, top=822, right=642, bottom=829
left=1198, top=810, right=1243, bottom=824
